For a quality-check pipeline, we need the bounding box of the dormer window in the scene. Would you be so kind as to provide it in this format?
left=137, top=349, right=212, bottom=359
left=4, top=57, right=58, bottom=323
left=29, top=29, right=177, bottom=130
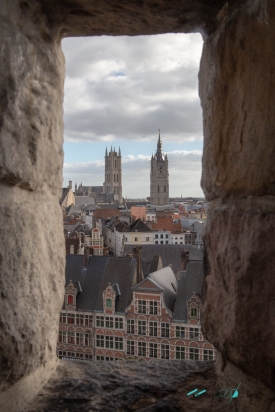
left=68, top=295, right=73, bottom=304
left=106, top=298, right=112, bottom=308
left=191, top=307, right=198, bottom=318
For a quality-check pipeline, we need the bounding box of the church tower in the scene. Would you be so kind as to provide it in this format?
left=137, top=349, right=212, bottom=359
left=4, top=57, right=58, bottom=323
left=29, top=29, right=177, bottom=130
left=150, top=131, right=169, bottom=205
left=103, top=146, right=122, bottom=204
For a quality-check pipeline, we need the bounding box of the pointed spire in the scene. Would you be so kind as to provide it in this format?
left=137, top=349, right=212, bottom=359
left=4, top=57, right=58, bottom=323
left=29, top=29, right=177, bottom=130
left=156, top=129, right=164, bottom=162
left=119, top=146, right=121, bottom=156
left=105, top=147, right=107, bottom=156
left=111, top=145, right=113, bottom=152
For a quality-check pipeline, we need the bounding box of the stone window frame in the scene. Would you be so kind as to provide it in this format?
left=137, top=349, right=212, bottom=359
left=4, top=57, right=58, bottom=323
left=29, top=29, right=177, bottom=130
left=149, top=343, right=158, bottom=358
left=190, top=307, right=198, bottom=318
left=161, top=344, right=170, bottom=359
left=96, top=316, right=104, bottom=327
left=138, top=341, right=146, bottom=357
left=149, top=300, right=158, bottom=315
left=114, top=337, right=123, bottom=350
left=189, top=348, right=199, bottom=360
left=176, top=346, right=185, bottom=360
left=137, top=300, right=146, bottom=314
left=138, top=320, right=146, bottom=335
left=127, top=319, right=135, bottom=334
left=105, top=317, right=114, bottom=328
left=189, top=328, right=199, bottom=340
left=115, top=317, right=123, bottom=329
left=149, top=321, right=158, bottom=337
left=126, top=340, right=135, bottom=355
left=203, top=349, right=214, bottom=361
left=161, top=323, right=170, bottom=338
left=175, top=326, right=185, bottom=338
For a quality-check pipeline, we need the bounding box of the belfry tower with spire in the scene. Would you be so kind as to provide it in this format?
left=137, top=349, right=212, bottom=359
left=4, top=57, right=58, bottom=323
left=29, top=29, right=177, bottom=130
left=150, top=131, right=169, bottom=205
left=103, top=146, right=122, bottom=204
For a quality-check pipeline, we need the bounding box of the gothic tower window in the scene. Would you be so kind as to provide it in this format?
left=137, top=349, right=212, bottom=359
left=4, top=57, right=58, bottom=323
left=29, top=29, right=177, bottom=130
left=106, top=298, right=112, bottom=308
left=68, top=295, right=73, bottom=304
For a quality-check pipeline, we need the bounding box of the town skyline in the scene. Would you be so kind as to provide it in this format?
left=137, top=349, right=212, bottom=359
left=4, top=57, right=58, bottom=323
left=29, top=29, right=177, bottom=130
left=62, top=33, right=204, bottom=198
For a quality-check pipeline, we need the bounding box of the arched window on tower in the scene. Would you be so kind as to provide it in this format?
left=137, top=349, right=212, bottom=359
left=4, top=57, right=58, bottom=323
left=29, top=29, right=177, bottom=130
left=164, top=185, right=166, bottom=192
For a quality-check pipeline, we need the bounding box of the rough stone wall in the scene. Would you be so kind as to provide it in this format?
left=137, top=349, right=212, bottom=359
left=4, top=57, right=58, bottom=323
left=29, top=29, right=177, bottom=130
left=200, top=0, right=275, bottom=393
left=0, top=0, right=65, bottom=408
left=1, top=0, right=275, bottom=410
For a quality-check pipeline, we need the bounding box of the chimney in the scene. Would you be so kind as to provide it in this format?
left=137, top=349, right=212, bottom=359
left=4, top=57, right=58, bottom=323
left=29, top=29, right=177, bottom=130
left=83, top=247, right=90, bottom=269
left=69, top=180, right=72, bottom=189
left=133, top=246, right=143, bottom=283
left=181, top=250, right=189, bottom=271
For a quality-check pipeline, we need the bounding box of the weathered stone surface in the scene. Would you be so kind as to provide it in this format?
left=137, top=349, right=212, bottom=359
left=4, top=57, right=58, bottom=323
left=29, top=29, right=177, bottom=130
left=27, top=360, right=275, bottom=412
left=202, top=196, right=275, bottom=391
left=200, top=0, right=275, bottom=200
left=0, top=0, right=64, bottom=193
left=0, top=184, right=65, bottom=397
left=39, top=0, right=232, bottom=38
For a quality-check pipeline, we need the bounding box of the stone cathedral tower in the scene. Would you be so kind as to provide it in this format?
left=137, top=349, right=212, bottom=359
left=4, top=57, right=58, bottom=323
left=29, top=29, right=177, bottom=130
left=150, top=132, right=169, bottom=205
left=103, top=146, right=122, bottom=204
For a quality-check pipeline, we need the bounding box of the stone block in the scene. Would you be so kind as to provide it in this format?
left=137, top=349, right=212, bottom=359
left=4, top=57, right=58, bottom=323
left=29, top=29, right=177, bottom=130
left=199, top=0, right=275, bottom=200
left=202, top=197, right=275, bottom=392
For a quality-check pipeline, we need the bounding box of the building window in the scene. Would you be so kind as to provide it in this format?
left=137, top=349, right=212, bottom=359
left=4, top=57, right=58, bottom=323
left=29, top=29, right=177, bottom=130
left=155, top=234, right=158, bottom=239
left=166, top=241, right=168, bottom=244
left=155, top=241, right=158, bottom=244
left=146, top=237, right=149, bottom=241
left=176, top=346, right=185, bottom=359
left=67, top=331, right=75, bottom=344
left=138, top=320, right=146, bottom=335
left=161, top=323, right=169, bottom=338
left=96, top=356, right=105, bottom=361
left=189, top=328, right=199, bottom=340
left=127, top=340, right=135, bottom=355
left=76, top=314, right=84, bottom=325
left=115, top=337, right=123, bottom=350
left=166, top=234, right=168, bottom=238
left=127, top=319, right=135, bottom=334
left=161, top=344, right=169, bottom=359
left=149, top=321, right=158, bottom=336
left=138, top=300, right=146, bottom=314
left=203, top=349, right=214, bottom=361
left=191, top=308, right=198, bottom=318
left=105, top=317, right=113, bottom=328
left=84, top=333, right=93, bottom=346
left=115, top=317, right=123, bottom=329
left=160, top=241, right=163, bottom=244
left=160, top=234, right=163, bottom=239
left=96, top=316, right=104, bottom=327
left=106, top=298, right=112, bottom=308
left=84, top=353, right=93, bottom=360
left=96, top=335, right=104, bottom=347
left=76, top=332, right=84, bottom=345
left=138, top=342, right=146, bottom=357
left=189, top=348, right=199, bottom=360
left=58, top=331, right=66, bottom=343
left=105, top=336, right=114, bottom=349
left=135, top=237, right=138, bottom=242
left=149, top=301, right=158, bottom=315
left=67, top=295, right=73, bottom=304
left=60, top=313, right=66, bottom=324
left=149, top=343, right=158, bottom=358
left=67, top=314, right=75, bottom=324
left=175, top=326, right=185, bottom=338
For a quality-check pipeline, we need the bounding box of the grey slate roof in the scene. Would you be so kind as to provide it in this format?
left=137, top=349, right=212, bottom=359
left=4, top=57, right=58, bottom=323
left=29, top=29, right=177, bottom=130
left=64, top=255, right=136, bottom=314
left=129, top=218, right=152, bottom=233
left=124, top=244, right=203, bottom=275
left=149, top=266, right=178, bottom=313
left=173, top=260, right=204, bottom=322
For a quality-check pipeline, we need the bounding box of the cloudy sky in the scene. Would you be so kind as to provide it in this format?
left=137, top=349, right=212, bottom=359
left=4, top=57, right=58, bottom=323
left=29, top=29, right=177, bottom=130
left=62, top=33, right=204, bottom=198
